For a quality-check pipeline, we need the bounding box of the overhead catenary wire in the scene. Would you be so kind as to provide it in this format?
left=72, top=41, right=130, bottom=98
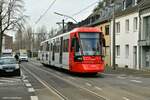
left=35, top=0, right=57, bottom=24
left=64, top=0, right=99, bottom=21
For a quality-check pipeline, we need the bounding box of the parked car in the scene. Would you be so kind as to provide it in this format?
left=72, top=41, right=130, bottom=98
left=0, top=57, right=20, bottom=76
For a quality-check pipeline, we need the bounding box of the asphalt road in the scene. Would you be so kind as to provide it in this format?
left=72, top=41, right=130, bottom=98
left=1, top=60, right=150, bottom=100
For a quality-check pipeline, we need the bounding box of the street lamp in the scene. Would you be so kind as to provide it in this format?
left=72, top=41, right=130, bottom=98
left=54, top=12, right=78, bottom=33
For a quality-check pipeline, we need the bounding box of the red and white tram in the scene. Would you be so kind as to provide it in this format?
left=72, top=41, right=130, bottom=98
left=39, top=27, right=105, bottom=74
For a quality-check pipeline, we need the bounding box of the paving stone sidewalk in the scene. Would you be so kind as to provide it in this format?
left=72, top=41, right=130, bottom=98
left=104, top=66, right=150, bottom=78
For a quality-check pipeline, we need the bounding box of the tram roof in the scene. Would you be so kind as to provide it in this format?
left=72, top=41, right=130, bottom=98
left=70, top=27, right=101, bottom=33
left=41, top=27, right=101, bottom=44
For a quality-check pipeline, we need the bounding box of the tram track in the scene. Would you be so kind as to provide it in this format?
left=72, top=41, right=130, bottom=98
left=29, top=61, right=150, bottom=100
left=22, top=64, right=69, bottom=100
left=22, top=62, right=107, bottom=100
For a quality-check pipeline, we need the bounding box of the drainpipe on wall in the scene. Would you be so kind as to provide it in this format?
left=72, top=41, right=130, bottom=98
left=138, top=8, right=141, bottom=70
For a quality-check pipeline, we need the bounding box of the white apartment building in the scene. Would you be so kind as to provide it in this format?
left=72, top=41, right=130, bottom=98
left=138, top=0, right=150, bottom=69
left=111, top=0, right=140, bottom=69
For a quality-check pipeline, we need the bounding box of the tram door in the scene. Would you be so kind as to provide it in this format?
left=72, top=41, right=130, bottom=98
left=59, top=37, right=63, bottom=64
left=52, top=42, right=55, bottom=61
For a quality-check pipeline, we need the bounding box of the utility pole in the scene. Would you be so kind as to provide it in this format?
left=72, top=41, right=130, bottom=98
left=112, top=3, right=116, bottom=70
left=0, top=1, right=3, bottom=57
left=31, top=32, right=34, bottom=58
left=62, top=19, right=65, bottom=33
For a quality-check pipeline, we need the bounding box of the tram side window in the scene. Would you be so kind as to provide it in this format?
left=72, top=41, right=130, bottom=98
left=52, top=44, right=55, bottom=61
left=40, top=46, right=43, bottom=51
left=50, top=43, right=53, bottom=51
left=43, top=43, right=46, bottom=51
left=55, top=42, right=60, bottom=53
left=75, top=39, right=80, bottom=56
left=46, top=42, right=49, bottom=51
left=71, top=37, right=80, bottom=56
left=63, top=39, right=69, bottom=52
left=56, top=45, right=59, bottom=53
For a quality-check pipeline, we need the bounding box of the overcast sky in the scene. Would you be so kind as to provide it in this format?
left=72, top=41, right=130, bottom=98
left=24, top=0, right=100, bottom=31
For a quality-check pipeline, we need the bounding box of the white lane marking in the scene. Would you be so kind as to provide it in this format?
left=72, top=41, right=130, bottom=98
left=0, top=83, right=4, bottom=85
left=117, top=76, right=126, bottom=79
left=0, top=78, right=20, bottom=81
left=30, top=96, right=38, bottom=100
left=130, top=80, right=142, bottom=83
left=22, top=74, right=28, bottom=80
left=0, top=80, right=16, bottom=83
left=23, top=67, right=67, bottom=100
left=95, top=86, right=103, bottom=91
left=25, top=83, right=32, bottom=87
left=123, top=97, right=130, bottom=100
left=2, top=97, right=22, bottom=99
left=23, top=79, right=29, bottom=83
left=86, top=83, right=92, bottom=87
left=28, top=88, right=35, bottom=92
left=28, top=64, right=108, bottom=100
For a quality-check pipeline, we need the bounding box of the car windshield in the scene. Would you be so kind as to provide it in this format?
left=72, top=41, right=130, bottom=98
left=0, top=58, right=16, bottom=65
left=79, top=32, right=102, bottom=56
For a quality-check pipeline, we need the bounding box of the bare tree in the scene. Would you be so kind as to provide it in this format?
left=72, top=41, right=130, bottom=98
left=25, top=26, right=33, bottom=50
left=0, top=0, right=26, bottom=56
left=34, top=26, right=48, bottom=51
left=48, top=27, right=55, bottom=38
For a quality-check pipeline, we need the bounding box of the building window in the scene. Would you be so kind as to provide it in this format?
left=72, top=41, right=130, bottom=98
left=125, top=45, right=129, bottom=58
left=133, top=17, right=138, bottom=31
left=116, top=45, right=120, bottom=57
left=115, top=22, right=120, bottom=33
left=125, top=19, right=129, bottom=32
left=105, top=25, right=110, bottom=35
left=143, top=16, right=150, bottom=40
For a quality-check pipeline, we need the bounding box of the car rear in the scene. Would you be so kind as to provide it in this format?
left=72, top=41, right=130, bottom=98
left=19, top=54, right=28, bottom=62
left=0, top=57, right=21, bottom=76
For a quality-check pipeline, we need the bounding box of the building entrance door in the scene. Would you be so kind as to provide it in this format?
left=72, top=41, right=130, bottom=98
left=133, top=46, right=137, bottom=69
left=145, top=47, right=150, bottom=68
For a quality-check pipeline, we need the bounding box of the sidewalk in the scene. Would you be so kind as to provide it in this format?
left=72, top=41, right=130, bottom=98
left=104, top=66, right=150, bottom=78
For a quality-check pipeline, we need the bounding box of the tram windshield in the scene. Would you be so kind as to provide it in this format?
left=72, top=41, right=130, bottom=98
left=79, top=32, right=102, bottom=56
